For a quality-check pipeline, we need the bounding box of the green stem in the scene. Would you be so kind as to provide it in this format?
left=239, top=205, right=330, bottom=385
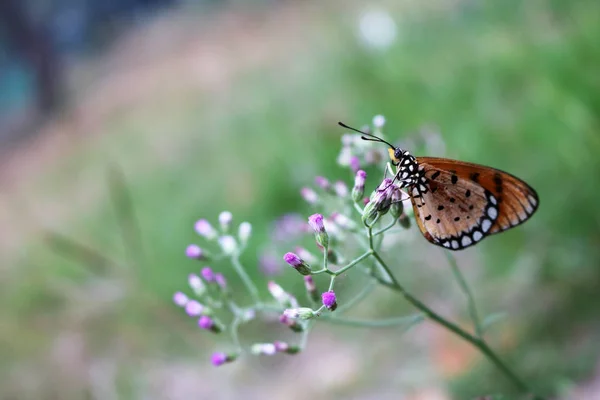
left=370, top=249, right=533, bottom=395
left=373, top=217, right=397, bottom=236
left=231, top=253, right=261, bottom=305
left=230, top=316, right=243, bottom=352
left=445, top=252, right=483, bottom=338
left=333, top=251, right=373, bottom=276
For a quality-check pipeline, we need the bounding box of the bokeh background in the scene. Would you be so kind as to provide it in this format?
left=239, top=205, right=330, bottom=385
left=1, top=0, right=599, bottom=399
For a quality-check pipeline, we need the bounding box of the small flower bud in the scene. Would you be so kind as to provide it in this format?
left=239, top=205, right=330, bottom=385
left=198, top=315, right=222, bottom=333
left=314, top=176, right=330, bottom=190
left=215, top=273, right=227, bottom=290
left=194, top=219, right=217, bottom=240
left=283, top=307, right=316, bottom=320
left=185, top=300, right=204, bottom=317
left=373, top=114, right=386, bottom=129
left=322, top=290, right=338, bottom=311
left=218, top=235, right=237, bottom=255
left=238, top=222, right=252, bottom=244
left=300, top=187, right=318, bottom=204
left=352, top=170, right=367, bottom=202
left=259, top=252, right=282, bottom=276
left=349, top=156, right=361, bottom=173
left=173, top=291, right=188, bottom=307
left=294, top=247, right=318, bottom=264
left=218, top=211, right=233, bottom=231
left=399, top=213, right=411, bottom=229
left=390, top=188, right=404, bottom=219
left=251, top=343, right=277, bottom=356
left=185, top=244, right=205, bottom=260
left=337, top=146, right=353, bottom=166
left=308, top=213, right=329, bottom=248
left=330, top=212, right=357, bottom=230
left=279, top=314, right=304, bottom=332
left=334, top=181, right=349, bottom=198
left=211, top=351, right=237, bottom=367
left=188, top=273, right=206, bottom=296
left=201, top=267, right=215, bottom=282
left=274, top=341, right=301, bottom=354
left=268, top=281, right=285, bottom=303
left=283, top=252, right=312, bottom=275
left=304, top=275, right=320, bottom=303
left=363, top=178, right=395, bottom=223
left=268, top=281, right=298, bottom=308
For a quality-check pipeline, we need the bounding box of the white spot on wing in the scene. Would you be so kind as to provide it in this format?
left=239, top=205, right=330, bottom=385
left=488, top=206, right=498, bottom=219
left=442, top=241, right=451, bottom=248
left=481, top=219, right=492, bottom=232
left=451, top=240, right=459, bottom=249
left=461, top=236, right=472, bottom=247
left=490, top=196, right=497, bottom=205
left=473, top=231, right=483, bottom=241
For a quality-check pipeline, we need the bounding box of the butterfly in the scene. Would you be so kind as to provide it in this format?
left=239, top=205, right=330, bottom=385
left=339, top=122, right=539, bottom=250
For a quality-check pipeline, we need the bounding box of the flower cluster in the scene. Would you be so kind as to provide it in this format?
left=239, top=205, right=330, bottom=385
left=173, top=115, right=419, bottom=367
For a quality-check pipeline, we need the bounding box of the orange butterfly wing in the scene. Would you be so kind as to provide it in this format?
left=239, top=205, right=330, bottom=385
left=409, top=157, right=539, bottom=250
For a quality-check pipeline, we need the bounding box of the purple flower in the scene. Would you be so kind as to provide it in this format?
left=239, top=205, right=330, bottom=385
left=218, top=235, right=237, bottom=255
left=271, top=213, right=306, bottom=242
left=363, top=178, right=396, bottom=223
left=268, top=281, right=298, bottom=308
left=304, top=275, right=320, bottom=302
left=283, top=252, right=312, bottom=276
left=188, top=273, right=205, bottom=295
left=185, top=244, right=204, bottom=260
left=194, top=219, right=217, bottom=240
left=215, top=273, right=227, bottom=290
left=185, top=300, right=204, bottom=316
left=308, top=213, right=325, bottom=232
left=322, top=290, right=338, bottom=311
left=334, top=181, right=349, bottom=197
left=330, top=212, right=356, bottom=230
left=211, top=352, right=235, bottom=366
left=373, top=114, right=386, bottom=128
left=352, top=170, right=367, bottom=202
left=251, top=343, right=277, bottom=356
left=294, top=246, right=318, bottom=264
left=390, top=187, right=404, bottom=218
left=218, top=211, right=233, bottom=230
left=238, top=222, right=252, bottom=243
left=198, top=315, right=221, bottom=333
left=350, top=156, right=361, bottom=173
left=259, top=251, right=282, bottom=276
left=198, top=315, right=213, bottom=329
left=308, top=214, right=329, bottom=248
left=279, top=314, right=304, bottom=332
left=201, top=267, right=215, bottom=282
left=173, top=292, right=189, bottom=307
left=314, top=176, right=330, bottom=190
left=300, top=187, right=318, bottom=204
left=274, top=340, right=300, bottom=354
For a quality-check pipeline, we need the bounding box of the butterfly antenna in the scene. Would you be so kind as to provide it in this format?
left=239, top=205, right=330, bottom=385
left=338, top=121, right=396, bottom=149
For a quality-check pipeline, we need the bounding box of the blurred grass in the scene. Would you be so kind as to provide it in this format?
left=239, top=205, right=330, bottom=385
left=2, top=0, right=600, bottom=398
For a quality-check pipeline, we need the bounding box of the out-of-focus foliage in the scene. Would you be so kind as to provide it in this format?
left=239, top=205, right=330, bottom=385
left=1, top=0, right=599, bottom=398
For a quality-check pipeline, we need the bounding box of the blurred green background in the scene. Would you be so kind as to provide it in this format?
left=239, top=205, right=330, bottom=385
left=1, top=0, right=599, bottom=398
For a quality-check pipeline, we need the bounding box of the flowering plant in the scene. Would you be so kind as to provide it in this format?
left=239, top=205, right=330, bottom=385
left=174, top=116, right=543, bottom=399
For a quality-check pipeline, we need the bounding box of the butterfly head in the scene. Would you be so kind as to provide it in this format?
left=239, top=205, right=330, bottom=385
left=389, top=147, right=419, bottom=187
